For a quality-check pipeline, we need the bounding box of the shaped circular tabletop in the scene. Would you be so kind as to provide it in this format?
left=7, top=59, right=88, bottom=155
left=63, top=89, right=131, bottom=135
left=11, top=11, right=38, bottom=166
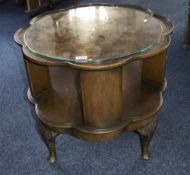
left=24, top=5, right=164, bottom=63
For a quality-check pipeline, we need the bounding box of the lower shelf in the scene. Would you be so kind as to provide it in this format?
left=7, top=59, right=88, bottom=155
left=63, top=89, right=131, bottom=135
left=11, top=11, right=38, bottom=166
left=27, top=61, right=163, bottom=141
left=33, top=81, right=162, bottom=135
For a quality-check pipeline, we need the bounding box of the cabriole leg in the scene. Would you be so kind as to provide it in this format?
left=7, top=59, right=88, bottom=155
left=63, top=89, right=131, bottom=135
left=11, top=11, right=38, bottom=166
left=37, top=121, right=59, bottom=163
left=137, top=119, right=157, bottom=160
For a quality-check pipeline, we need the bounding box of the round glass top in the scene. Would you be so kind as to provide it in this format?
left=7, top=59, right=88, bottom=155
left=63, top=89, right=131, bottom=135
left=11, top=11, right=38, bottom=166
left=24, top=5, right=163, bottom=63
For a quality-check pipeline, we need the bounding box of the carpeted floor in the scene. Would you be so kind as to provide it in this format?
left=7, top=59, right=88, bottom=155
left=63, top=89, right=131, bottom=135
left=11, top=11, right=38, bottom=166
left=0, top=0, right=190, bottom=174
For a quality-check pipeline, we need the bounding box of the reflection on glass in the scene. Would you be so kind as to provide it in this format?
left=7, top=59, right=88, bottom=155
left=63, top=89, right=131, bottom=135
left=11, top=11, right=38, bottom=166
left=69, top=7, right=96, bottom=20
left=69, top=6, right=109, bottom=22
left=24, top=6, right=164, bottom=63
left=99, top=6, right=108, bottom=21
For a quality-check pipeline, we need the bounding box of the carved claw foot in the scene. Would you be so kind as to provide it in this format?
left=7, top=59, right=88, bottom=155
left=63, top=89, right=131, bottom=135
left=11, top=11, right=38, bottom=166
left=137, top=119, right=157, bottom=160
left=37, top=121, right=59, bottom=163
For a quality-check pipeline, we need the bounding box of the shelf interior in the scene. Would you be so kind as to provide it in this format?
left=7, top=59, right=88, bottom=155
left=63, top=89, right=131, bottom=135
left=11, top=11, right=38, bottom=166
left=35, top=61, right=162, bottom=130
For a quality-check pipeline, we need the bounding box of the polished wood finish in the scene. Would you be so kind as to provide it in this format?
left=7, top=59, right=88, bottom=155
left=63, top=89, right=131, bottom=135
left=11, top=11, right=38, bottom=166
left=14, top=4, right=173, bottom=163
left=142, top=50, right=167, bottom=89
left=137, top=118, right=157, bottom=159
left=80, top=68, right=122, bottom=128
left=26, top=0, right=42, bottom=11
left=37, top=120, right=59, bottom=163
left=24, top=58, right=51, bottom=98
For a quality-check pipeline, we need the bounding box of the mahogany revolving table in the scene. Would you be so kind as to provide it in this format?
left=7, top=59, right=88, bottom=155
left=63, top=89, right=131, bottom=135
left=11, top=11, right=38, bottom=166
left=14, top=4, right=173, bottom=163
